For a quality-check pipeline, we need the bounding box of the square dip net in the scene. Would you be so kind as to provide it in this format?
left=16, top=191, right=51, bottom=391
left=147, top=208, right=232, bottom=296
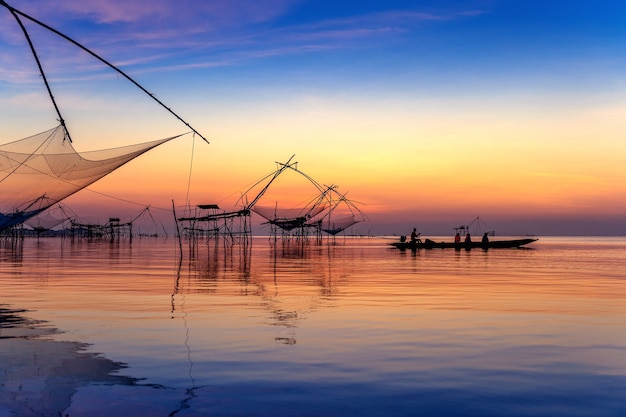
left=0, top=125, right=179, bottom=230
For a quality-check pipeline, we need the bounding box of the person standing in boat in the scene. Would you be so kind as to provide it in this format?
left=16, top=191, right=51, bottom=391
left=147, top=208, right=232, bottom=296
left=454, top=233, right=461, bottom=244
left=464, top=233, right=472, bottom=244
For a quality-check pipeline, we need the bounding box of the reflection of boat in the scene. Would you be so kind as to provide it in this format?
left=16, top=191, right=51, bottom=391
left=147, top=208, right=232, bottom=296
left=390, top=238, right=538, bottom=250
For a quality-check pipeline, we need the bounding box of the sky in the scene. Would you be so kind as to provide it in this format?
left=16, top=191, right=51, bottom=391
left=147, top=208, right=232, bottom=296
left=1, top=0, right=625, bottom=236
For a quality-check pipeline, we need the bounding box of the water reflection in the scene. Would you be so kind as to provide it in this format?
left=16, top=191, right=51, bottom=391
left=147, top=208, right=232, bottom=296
left=0, top=305, right=145, bottom=417
left=175, top=238, right=341, bottom=348
left=0, top=237, right=24, bottom=264
left=2, top=237, right=625, bottom=416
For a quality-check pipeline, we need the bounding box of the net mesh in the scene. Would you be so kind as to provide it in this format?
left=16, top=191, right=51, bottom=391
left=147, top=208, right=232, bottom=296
left=319, top=215, right=359, bottom=235
left=24, top=205, right=69, bottom=231
left=252, top=204, right=328, bottom=230
left=0, top=125, right=179, bottom=230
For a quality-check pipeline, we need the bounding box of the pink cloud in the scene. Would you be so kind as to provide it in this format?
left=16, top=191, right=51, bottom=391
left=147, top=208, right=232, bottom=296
left=17, top=0, right=296, bottom=26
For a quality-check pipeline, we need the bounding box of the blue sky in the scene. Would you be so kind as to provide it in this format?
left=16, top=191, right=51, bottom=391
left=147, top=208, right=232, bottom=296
left=4, top=1, right=625, bottom=95
left=1, top=1, right=626, bottom=235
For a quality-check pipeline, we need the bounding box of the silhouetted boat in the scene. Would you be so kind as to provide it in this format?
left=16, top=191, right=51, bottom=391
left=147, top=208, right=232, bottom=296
left=390, top=237, right=538, bottom=250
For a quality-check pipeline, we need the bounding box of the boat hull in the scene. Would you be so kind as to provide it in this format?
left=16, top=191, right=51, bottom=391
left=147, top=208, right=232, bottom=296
left=390, top=238, right=537, bottom=250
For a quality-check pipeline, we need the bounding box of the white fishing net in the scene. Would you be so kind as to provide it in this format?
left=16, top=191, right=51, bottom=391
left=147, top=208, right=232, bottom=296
left=0, top=125, right=179, bottom=230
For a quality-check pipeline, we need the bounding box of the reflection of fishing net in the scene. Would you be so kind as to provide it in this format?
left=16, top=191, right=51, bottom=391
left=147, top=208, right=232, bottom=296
left=0, top=125, right=179, bottom=230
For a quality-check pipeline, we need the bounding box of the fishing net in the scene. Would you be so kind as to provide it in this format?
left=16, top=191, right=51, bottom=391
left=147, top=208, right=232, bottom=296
left=319, top=214, right=359, bottom=235
left=24, top=204, right=70, bottom=231
left=0, top=125, right=180, bottom=230
left=252, top=204, right=328, bottom=230
left=313, top=188, right=366, bottom=235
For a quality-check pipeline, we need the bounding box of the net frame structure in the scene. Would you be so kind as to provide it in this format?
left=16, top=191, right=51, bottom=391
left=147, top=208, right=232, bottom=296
left=176, top=203, right=252, bottom=246
left=241, top=156, right=367, bottom=242
left=0, top=1, right=208, bottom=236
left=176, top=155, right=366, bottom=245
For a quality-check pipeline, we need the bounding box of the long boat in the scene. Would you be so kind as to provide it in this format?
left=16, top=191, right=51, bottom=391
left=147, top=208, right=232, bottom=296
left=390, top=237, right=538, bottom=250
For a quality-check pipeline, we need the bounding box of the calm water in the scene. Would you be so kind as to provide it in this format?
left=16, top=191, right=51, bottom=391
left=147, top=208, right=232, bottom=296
left=1, top=236, right=625, bottom=416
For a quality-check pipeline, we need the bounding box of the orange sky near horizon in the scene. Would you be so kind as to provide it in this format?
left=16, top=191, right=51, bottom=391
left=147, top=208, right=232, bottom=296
left=55, top=92, right=626, bottom=236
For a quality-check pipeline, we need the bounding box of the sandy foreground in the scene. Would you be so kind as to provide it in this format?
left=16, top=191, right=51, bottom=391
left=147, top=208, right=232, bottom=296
left=0, top=306, right=137, bottom=417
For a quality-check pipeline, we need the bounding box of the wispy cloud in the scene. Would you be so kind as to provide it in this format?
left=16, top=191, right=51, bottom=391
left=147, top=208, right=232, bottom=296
left=14, top=0, right=296, bottom=28
left=1, top=1, right=487, bottom=80
left=0, top=91, right=53, bottom=109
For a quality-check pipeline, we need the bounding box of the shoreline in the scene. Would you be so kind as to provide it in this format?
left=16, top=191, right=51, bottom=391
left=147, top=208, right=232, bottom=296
left=0, top=306, right=138, bottom=416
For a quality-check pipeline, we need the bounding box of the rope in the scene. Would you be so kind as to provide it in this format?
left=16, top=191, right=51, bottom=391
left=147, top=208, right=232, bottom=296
left=185, top=133, right=196, bottom=206
left=80, top=187, right=172, bottom=213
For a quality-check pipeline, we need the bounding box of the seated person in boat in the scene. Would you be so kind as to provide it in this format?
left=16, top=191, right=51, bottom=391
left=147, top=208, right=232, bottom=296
left=482, top=232, right=489, bottom=244
left=464, top=233, right=472, bottom=244
left=410, top=228, right=421, bottom=243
